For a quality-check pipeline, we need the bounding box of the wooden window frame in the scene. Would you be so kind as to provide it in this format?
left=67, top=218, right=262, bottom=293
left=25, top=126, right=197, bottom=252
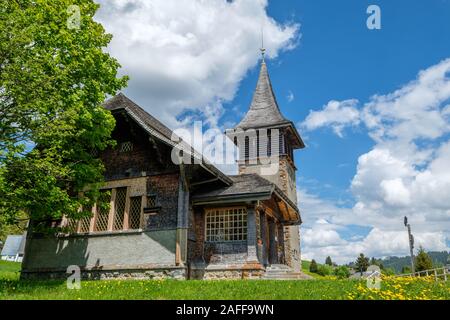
left=204, top=207, right=248, bottom=242
left=65, top=186, right=144, bottom=234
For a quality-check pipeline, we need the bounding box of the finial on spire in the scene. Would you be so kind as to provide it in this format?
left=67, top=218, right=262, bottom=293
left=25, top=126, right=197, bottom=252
left=260, top=28, right=266, bottom=62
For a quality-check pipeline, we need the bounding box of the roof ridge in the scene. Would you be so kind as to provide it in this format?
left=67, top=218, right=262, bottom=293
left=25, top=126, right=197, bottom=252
left=103, top=93, right=233, bottom=185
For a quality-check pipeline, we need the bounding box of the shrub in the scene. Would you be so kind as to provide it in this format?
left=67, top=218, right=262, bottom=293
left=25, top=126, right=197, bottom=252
left=333, top=266, right=350, bottom=279
left=317, top=265, right=333, bottom=276
left=382, top=268, right=395, bottom=276
left=401, top=266, right=411, bottom=274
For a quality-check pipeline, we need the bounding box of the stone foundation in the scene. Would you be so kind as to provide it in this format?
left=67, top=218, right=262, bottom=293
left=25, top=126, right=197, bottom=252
left=21, top=266, right=186, bottom=281
left=190, top=263, right=265, bottom=280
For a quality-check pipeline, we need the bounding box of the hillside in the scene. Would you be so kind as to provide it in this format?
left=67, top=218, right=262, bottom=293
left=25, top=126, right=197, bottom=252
left=381, top=251, right=449, bottom=273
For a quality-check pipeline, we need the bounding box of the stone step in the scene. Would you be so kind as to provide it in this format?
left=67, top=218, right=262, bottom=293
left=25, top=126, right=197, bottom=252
left=262, top=273, right=313, bottom=280
left=262, top=264, right=314, bottom=280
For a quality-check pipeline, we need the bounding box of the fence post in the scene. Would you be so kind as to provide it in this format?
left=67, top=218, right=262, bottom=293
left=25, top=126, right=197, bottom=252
left=434, top=269, right=438, bottom=281
left=444, top=268, right=447, bottom=281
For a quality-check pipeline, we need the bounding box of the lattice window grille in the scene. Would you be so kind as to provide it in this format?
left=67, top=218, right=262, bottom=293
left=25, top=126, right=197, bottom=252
left=77, top=205, right=93, bottom=233
left=205, top=207, right=247, bottom=242
left=94, top=190, right=111, bottom=232
left=113, top=187, right=127, bottom=231
left=119, top=141, right=133, bottom=153
left=79, top=215, right=91, bottom=233
left=147, top=195, right=157, bottom=208
left=66, top=218, right=79, bottom=234
left=129, top=196, right=142, bottom=230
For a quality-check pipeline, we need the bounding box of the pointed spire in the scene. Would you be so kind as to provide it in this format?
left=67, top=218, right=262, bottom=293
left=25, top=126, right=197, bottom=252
left=235, top=56, right=288, bottom=130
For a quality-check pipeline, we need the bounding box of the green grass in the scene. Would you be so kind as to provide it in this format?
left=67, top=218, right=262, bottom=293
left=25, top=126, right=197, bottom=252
left=0, top=260, right=21, bottom=280
left=0, top=261, right=448, bottom=300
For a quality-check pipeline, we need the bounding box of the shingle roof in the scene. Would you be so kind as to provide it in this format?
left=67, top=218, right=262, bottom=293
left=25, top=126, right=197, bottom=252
left=236, top=61, right=289, bottom=129
left=104, top=93, right=175, bottom=142
left=193, top=174, right=274, bottom=198
left=103, top=94, right=232, bottom=185
left=1, top=235, right=23, bottom=257
left=192, top=174, right=300, bottom=219
left=235, top=61, right=305, bottom=148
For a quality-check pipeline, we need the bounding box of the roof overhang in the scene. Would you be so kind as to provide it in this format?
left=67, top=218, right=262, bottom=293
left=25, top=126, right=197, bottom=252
left=192, top=187, right=301, bottom=225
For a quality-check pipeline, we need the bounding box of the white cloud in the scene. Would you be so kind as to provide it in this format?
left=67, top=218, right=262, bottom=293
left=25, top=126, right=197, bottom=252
left=95, top=0, right=299, bottom=129
left=300, top=99, right=360, bottom=137
left=299, top=59, right=450, bottom=263
left=287, top=90, right=295, bottom=103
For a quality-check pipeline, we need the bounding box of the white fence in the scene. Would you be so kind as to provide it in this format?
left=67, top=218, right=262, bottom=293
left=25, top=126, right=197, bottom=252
left=398, top=266, right=449, bottom=281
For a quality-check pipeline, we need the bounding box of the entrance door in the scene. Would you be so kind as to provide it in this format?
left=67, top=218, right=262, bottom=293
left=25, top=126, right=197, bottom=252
left=268, top=218, right=278, bottom=264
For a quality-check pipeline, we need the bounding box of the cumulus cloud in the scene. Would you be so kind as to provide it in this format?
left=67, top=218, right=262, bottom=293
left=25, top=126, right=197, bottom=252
left=95, top=0, right=299, bottom=129
left=301, top=99, right=360, bottom=137
left=299, top=59, right=450, bottom=263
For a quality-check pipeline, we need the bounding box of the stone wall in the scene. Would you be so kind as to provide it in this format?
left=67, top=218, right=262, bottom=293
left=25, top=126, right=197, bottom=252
left=22, top=266, right=186, bottom=281
left=204, top=242, right=248, bottom=264
left=146, top=173, right=180, bottom=230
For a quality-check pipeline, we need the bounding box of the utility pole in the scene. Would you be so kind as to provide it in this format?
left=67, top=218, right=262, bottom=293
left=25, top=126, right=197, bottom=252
left=404, top=216, right=415, bottom=274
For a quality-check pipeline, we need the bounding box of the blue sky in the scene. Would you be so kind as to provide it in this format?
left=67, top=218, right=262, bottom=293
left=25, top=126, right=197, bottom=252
left=219, top=0, right=450, bottom=261
left=231, top=0, right=450, bottom=199
left=97, top=0, right=450, bottom=263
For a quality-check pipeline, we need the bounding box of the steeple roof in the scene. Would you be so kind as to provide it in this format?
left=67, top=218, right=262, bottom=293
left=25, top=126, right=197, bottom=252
left=236, top=60, right=288, bottom=129
left=235, top=60, right=305, bottom=149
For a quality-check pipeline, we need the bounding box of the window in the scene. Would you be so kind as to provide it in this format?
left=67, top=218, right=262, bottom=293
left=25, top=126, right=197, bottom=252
left=244, top=136, right=249, bottom=160
left=94, top=190, right=111, bottom=232
left=205, top=207, right=247, bottom=242
left=129, top=196, right=142, bottom=230
left=65, top=186, right=145, bottom=234
left=113, top=187, right=127, bottom=230
left=119, top=141, right=133, bottom=153
left=147, top=195, right=157, bottom=208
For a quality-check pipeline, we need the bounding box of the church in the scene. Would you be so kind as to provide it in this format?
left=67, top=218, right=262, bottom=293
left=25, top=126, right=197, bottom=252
left=21, top=55, right=307, bottom=280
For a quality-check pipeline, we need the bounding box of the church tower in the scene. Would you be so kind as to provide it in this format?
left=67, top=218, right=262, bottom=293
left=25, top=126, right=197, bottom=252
left=230, top=52, right=305, bottom=271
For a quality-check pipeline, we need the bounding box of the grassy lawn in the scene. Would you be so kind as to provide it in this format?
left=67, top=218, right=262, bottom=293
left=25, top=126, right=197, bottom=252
left=0, top=261, right=448, bottom=300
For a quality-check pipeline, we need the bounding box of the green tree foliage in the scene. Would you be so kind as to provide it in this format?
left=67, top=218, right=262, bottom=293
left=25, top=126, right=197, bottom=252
left=415, top=247, right=434, bottom=272
left=325, top=256, right=333, bottom=266
left=401, top=266, right=411, bottom=274
left=381, top=268, right=395, bottom=276
left=309, top=259, right=318, bottom=273
left=333, top=266, right=350, bottom=279
left=317, top=264, right=333, bottom=277
left=0, top=0, right=127, bottom=233
left=355, top=253, right=370, bottom=274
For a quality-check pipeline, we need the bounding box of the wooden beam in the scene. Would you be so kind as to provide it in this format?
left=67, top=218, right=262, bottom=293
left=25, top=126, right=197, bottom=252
left=107, top=189, right=117, bottom=231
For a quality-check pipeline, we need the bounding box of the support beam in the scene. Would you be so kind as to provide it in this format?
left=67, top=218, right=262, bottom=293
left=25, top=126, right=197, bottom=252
left=246, top=206, right=259, bottom=263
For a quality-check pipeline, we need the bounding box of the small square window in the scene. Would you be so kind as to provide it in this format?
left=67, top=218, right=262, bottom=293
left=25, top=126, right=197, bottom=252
left=147, top=195, right=157, bottom=208
left=119, top=141, right=133, bottom=153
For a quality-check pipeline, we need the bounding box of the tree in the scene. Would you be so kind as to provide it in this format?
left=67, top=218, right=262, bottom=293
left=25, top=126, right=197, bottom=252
left=355, top=253, right=370, bottom=275
left=325, top=256, right=333, bottom=266
left=415, top=247, right=433, bottom=272
left=309, top=259, right=318, bottom=273
left=0, top=0, right=127, bottom=233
